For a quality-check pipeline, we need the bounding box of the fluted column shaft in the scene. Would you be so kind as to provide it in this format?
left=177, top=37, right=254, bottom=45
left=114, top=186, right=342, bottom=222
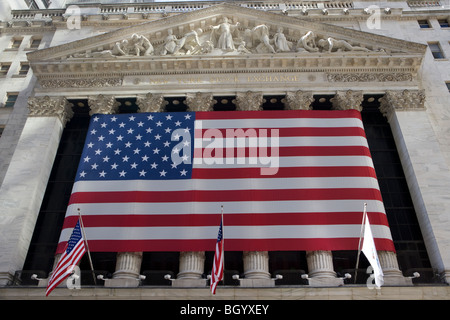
left=243, top=251, right=271, bottom=279
left=306, top=250, right=336, bottom=278
left=0, top=96, right=73, bottom=285
left=113, top=252, right=143, bottom=280
left=177, top=251, right=206, bottom=279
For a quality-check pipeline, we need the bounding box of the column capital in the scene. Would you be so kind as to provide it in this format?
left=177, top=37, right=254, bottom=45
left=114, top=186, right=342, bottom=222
left=330, top=90, right=363, bottom=111
left=87, top=94, right=120, bottom=115
left=185, top=92, right=216, bottom=112
left=136, top=93, right=167, bottom=113
left=379, top=89, right=426, bottom=118
left=234, top=91, right=264, bottom=111
left=27, top=96, right=74, bottom=127
left=283, top=91, right=314, bottom=110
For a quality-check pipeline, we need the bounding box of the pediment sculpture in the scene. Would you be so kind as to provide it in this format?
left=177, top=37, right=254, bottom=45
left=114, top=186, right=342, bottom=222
left=69, top=17, right=382, bottom=59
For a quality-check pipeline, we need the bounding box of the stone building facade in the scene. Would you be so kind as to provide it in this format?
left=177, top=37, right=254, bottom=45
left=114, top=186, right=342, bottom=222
left=0, top=0, right=449, bottom=299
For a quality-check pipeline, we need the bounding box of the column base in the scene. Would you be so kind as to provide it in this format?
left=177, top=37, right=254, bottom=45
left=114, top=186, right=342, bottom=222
left=104, top=278, right=140, bottom=288
left=239, top=278, right=275, bottom=288
left=171, top=278, right=207, bottom=287
left=307, top=277, right=344, bottom=287
left=382, top=270, right=413, bottom=286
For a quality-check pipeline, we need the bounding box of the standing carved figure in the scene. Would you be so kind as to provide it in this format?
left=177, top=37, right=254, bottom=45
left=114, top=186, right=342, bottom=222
left=210, top=17, right=240, bottom=52
left=161, top=29, right=179, bottom=55
left=273, top=27, right=292, bottom=52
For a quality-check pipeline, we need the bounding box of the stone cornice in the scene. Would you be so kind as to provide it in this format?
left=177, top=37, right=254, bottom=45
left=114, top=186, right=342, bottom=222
left=30, top=52, right=423, bottom=86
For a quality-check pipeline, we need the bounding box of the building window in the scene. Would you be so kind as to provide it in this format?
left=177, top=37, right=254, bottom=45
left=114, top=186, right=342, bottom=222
left=428, top=42, right=445, bottom=59
left=10, top=38, right=23, bottom=50
left=18, top=63, right=30, bottom=76
left=29, top=37, right=42, bottom=50
left=4, top=93, right=18, bottom=108
left=0, top=63, right=11, bottom=77
left=446, top=82, right=450, bottom=92
left=438, top=19, right=449, bottom=28
left=418, top=20, right=431, bottom=28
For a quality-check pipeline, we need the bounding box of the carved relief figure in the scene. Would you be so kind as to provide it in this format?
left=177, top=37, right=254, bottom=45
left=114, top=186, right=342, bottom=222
left=318, top=37, right=370, bottom=53
left=87, top=40, right=129, bottom=58
left=129, top=33, right=154, bottom=56
left=250, top=24, right=276, bottom=54
left=161, top=29, right=179, bottom=55
left=296, top=31, right=319, bottom=52
left=175, top=28, right=203, bottom=55
left=273, top=27, right=293, bottom=52
left=210, top=17, right=240, bottom=52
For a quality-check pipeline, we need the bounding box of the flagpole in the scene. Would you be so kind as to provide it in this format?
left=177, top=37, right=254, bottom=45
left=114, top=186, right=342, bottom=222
left=77, top=208, right=97, bottom=285
left=221, top=204, right=225, bottom=286
left=354, top=202, right=367, bottom=284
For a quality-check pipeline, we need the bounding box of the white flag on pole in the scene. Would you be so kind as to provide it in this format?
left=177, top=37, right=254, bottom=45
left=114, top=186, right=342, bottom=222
left=362, top=215, right=384, bottom=288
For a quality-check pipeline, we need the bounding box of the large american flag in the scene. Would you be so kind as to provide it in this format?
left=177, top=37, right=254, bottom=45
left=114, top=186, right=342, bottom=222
left=56, top=109, right=395, bottom=253
left=47, top=220, right=85, bottom=296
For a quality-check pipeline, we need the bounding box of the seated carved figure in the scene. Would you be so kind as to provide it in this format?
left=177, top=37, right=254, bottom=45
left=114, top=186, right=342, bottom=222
left=129, top=34, right=154, bottom=56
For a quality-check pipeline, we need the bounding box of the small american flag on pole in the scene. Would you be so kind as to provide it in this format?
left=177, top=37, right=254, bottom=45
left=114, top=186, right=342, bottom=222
left=46, top=220, right=86, bottom=296
left=210, top=215, right=224, bottom=295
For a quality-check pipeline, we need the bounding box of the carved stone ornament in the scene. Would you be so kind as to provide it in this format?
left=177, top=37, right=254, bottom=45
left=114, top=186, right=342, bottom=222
left=330, top=90, right=364, bottom=112
left=379, top=89, right=426, bottom=117
left=136, top=93, right=167, bottom=113
left=88, top=94, right=120, bottom=115
left=40, top=78, right=123, bottom=88
left=185, top=92, right=216, bottom=112
left=283, top=91, right=314, bottom=110
left=327, top=73, right=413, bottom=82
left=68, top=25, right=383, bottom=60
left=28, top=96, right=74, bottom=127
left=234, top=91, right=264, bottom=111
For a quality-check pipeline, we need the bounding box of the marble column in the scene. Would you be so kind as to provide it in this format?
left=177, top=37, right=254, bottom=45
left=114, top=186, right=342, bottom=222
left=306, top=250, right=343, bottom=286
left=88, top=95, right=145, bottom=287
left=104, top=252, right=144, bottom=287
left=241, top=251, right=274, bottom=287
left=380, top=89, right=450, bottom=284
left=233, top=91, right=274, bottom=287
left=169, top=92, right=216, bottom=287
left=173, top=251, right=207, bottom=287
left=300, top=91, right=364, bottom=287
left=0, top=96, right=73, bottom=285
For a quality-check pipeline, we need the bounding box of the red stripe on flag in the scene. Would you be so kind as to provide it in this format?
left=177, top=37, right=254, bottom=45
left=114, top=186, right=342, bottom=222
left=56, top=237, right=395, bottom=254
left=61, top=211, right=390, bottom=229
left=68, top=188, right=383, bottom=204
left=195, top=109, right=363, bottom=120
left=191, top=166, right=377, bottom=179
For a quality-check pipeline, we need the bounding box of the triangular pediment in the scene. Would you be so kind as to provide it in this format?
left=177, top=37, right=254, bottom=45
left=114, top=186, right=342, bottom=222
left=27, top=3, right=426, bottom=85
